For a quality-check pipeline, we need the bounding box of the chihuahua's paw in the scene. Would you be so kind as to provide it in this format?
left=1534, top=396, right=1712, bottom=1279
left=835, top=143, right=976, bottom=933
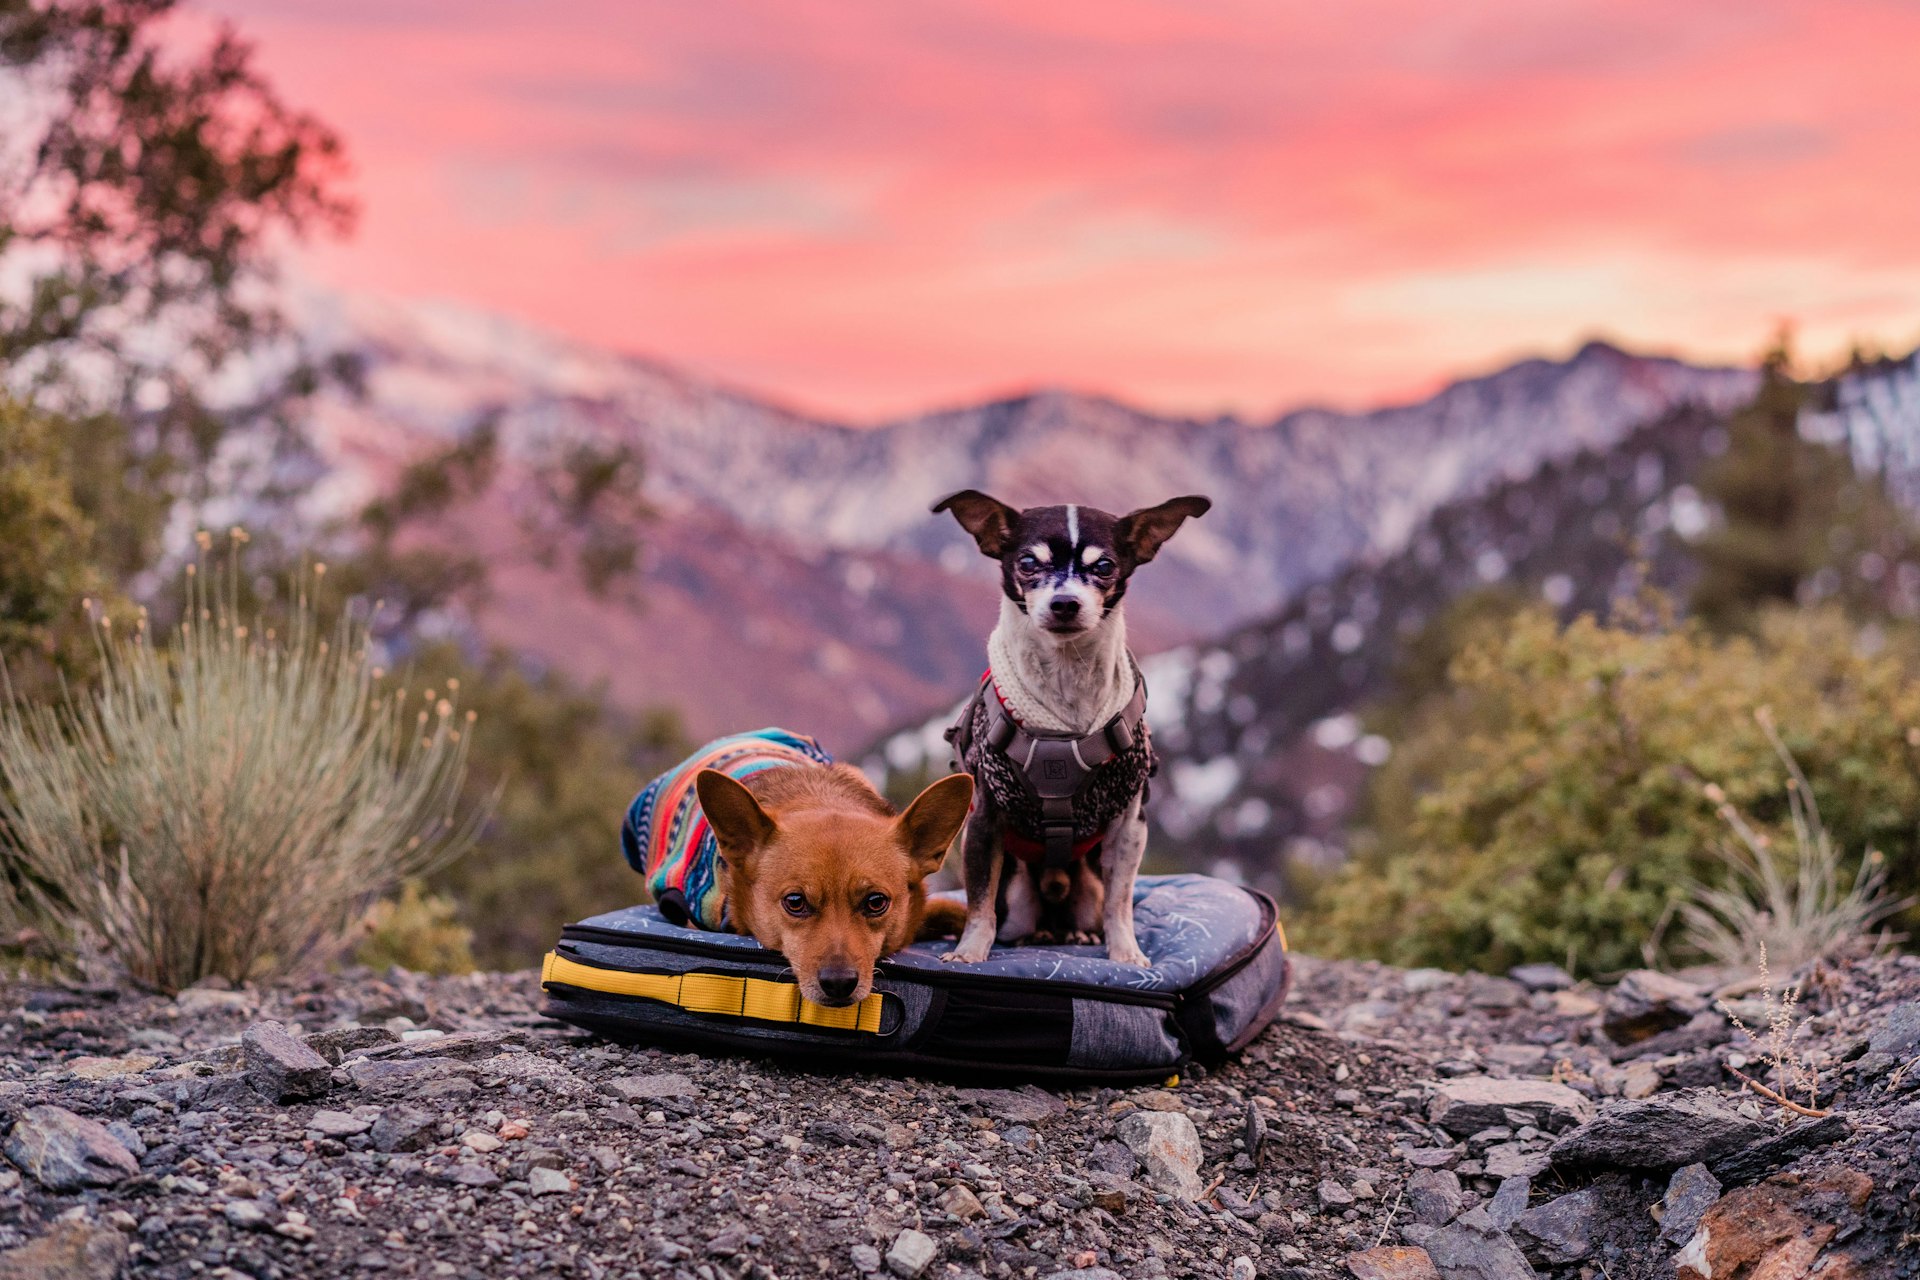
left=1108, top=941, right=1151, bottom=967
left=1064, top=930, right=1102, bottom=946
left=942, top=942, right=991, bottom=964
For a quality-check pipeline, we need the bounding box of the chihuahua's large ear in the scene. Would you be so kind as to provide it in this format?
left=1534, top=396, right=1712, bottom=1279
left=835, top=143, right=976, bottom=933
left=1116, top=495, right=1211, bottom=565
left=932, top=490, right=1022, bottom=558
left=695, top=770, right=777, bottom=869
left=894, top=773, right=975, bottom=875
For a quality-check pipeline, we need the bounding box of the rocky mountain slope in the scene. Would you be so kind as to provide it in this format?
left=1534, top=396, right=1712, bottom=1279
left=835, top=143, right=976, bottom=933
left=4, top=952, right=1918, bottom=1280
left=290, top=292, right=1754, bottom=744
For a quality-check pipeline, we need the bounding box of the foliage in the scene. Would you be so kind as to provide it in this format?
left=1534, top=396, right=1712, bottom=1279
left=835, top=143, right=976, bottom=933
left=1682, top=713, right=1909, bottom=974
left=355, top=879, right=475, bottom=976
left=0, top=547, right=479, bottom=990
left=1, top=0, right=353, bottom=582
left=400, top=643, right=689, bottom=969
left=1689, top=342, right=1920, bottom=631
left=0, top=393, right=122, bottom=693
left=1306, top=603, right=1920, bottom=976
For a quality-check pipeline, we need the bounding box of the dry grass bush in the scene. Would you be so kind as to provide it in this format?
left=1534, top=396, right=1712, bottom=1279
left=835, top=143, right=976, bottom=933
left=1683, top=709, right=1910, bottom=975
left=0, top=537, right=481, bottom=991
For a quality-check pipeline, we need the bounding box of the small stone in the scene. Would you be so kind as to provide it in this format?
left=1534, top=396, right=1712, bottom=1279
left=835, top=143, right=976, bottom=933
left=850, top=1244, right=882, bottom=1274
left=223, top=1200, right=270, bottom=1231
left=1481, top=1143, right=1548, bottom=1181
left=885, top=1228, right=937, bottom=1279
left=1428, top=1077, right=1593, bottom=1136
left=1230, top=1258, right=1256, bottom=1280
left=2, top=1105, right=140, bottom=1191
left=241, top=1020, right=332, bottom=1101
left=1403, top=1147, right=1462, bottom=1169
left=1403, top=968, right=1454, bottom=994
left=955, top=1086, right=1065, bottom=1123
left=1659, top=1164, right=1721, bottom=1247
left=1087, top=1138, right=1138, bottom=1177
left=1512, top=1187, right=1599, bottom=1266
left=439, top=1162, right=500, bottom=1189
left=1484, top=1178, right=1530, bottom=1231
left=1619, top=1061, right=1662, bottom=1099
left=1115, top=1111, right=1205, bottom=1200
left=460, top=1130, right=503, bottom=1153
left=605, top=1072, right=697, bottom=1102
left=1601, top=970, right=1708, bottom=1045
left=529, top=1166, right=571, bottom=1196
left=1507, top=962, right=1573, bottom=991
left=308, top=1109, right=372, bottom=1137
left=1406, top=1169, right=1464, bottom=1225
left=0, top=1219, right=128, bottom=1280
left=1550, top=1090, right=1771, bottom=1171
left=1345, top=1246, right=1441, bottom=1280
left=369, top=1104, right=437, bottom=1153
left=1319, top=1178, right=1357, bottom=1209
left=938, top=1184, right=985, bottom=1219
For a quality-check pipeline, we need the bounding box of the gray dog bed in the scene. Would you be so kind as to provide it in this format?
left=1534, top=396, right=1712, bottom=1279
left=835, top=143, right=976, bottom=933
left=540, top=874, right=1289, bottom=1082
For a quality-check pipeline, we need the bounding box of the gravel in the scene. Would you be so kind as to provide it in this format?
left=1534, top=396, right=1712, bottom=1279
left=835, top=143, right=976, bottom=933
left=1, top=950, right=1918, bottom=1278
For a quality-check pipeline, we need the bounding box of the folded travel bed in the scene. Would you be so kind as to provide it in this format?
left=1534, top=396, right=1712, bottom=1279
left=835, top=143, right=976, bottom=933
left=540, top=874, right=1289, bottom=1082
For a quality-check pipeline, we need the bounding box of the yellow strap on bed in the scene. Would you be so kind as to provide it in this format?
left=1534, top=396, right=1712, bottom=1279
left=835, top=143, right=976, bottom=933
left=541, top=951, right=885, bottom=1033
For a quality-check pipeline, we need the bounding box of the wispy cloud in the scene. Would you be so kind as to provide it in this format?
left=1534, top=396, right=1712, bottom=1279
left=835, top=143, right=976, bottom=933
left=213, top=0, right=1920, bottom=417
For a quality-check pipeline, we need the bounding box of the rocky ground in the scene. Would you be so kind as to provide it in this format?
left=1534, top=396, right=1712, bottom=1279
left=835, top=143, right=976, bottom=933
left=3, top=950, right=1919, bottom=1280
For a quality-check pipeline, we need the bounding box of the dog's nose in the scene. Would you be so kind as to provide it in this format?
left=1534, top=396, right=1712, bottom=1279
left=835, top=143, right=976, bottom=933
left=816, top=967, right=861, bottom=1005
left=1048, top=597, right=1081, bottom=622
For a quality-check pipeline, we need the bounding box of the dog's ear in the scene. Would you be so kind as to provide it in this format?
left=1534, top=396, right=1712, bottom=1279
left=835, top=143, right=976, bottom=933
left=695, top=770, right=778, bottom=871
left=1116, top=495, right=1211, bottom=565
left=932, top=490, right=1022, bottom=558
left=894, top=773, right=975, bottom=876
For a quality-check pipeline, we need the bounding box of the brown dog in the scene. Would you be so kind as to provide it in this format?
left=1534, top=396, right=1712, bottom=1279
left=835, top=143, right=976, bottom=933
left=695, top=764, right=973, bottom=1006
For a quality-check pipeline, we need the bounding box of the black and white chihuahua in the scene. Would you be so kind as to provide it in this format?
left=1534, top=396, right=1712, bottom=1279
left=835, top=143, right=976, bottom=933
left=932, top=491, right=1210, bottom=967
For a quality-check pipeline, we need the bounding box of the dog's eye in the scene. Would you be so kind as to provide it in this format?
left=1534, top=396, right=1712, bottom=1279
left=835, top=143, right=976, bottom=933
left=1092, top=557, right=1115, bottom=576
left=781, top=892, right=812, bottom=917
left=1016, top=553, right=1040, bottom=572
left=862, top=893, right=891, bottom=917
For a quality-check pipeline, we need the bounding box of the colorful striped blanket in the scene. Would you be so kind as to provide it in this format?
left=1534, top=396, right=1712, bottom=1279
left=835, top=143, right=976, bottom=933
left=621, top=728, right=834, bottom=930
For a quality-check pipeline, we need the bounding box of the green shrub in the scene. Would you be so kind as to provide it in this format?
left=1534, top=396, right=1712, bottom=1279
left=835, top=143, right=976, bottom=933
left=0, top=547, right=480, bottom=991
left=356, top=880, right=477, bottom=975
left=1305, top=603, right=1920, bottom=975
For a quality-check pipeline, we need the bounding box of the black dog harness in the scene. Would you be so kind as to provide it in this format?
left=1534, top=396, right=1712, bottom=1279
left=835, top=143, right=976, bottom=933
left=946, top=665, right=1153, bottom=869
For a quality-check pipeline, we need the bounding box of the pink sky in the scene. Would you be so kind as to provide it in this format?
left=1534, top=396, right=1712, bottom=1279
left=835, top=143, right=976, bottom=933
left=211, top=0, right=1920, bottom=420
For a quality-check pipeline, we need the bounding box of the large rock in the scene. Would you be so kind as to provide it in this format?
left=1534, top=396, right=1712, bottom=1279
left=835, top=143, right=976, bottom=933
left=1601, top=970, right=1708, bottom=1045
left=1708, top=1113, right=1850, bottom=1184
left=2, top=1105, right=140, bottom=1191
left=1867, top=1000, right=1920, bottom=1058
left=0, top=1220, right=127, bottom=1280
left=1115, top=1111, right=1205, bottom=1200
left=1428, top=1077, right=1593, bottom=1137
left=1422, top=1208, right=1537, bottom=1280
left=1511, top=1187, right=1599, bottom=1266
left=241, top=1020, right=332, bottom=1101
left=1658, top=1164, right=1722, bottom=1247
left=885, top=1228, right=937, bottom=1279
left=1549, top=1091, right=1770, bottom=1170
left=1674, top=1169, right=1873, bottom=1280
left=1344, top=1246, right=1441, bottom=1280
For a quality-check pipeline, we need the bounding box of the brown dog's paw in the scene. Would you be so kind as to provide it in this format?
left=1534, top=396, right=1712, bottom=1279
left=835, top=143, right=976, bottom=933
left=1107, top=940, right=1151, bottom=967
left=1063, top=930, right=1102, bottom=946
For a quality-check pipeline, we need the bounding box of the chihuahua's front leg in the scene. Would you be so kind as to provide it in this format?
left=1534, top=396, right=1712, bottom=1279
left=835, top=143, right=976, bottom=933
left=1101, top=793, right=1150, bottom=967
left=943, top=799, right=1003, bottom=964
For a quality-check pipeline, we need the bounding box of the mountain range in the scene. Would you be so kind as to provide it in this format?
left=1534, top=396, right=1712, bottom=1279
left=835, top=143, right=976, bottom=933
left=291, top=290, right=1760, bottom=751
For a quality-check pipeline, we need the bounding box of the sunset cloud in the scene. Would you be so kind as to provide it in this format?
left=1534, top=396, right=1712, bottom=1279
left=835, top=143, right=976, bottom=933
left=213, top=0, right=1920, bottom=417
